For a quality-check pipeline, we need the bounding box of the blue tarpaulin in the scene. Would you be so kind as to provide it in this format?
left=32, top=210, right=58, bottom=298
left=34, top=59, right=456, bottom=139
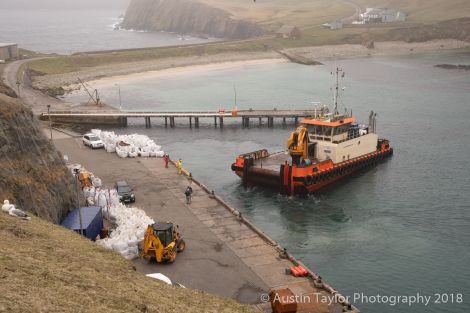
left=61, top=206, right=103, bottom=240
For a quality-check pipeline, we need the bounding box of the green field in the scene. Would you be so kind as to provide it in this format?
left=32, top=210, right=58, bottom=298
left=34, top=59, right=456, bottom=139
left=200, top=0, right=470, bottom=26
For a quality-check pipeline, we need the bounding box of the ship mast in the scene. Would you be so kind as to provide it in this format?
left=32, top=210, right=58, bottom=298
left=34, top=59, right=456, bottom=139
left=333, top=67, right=344, bottom=116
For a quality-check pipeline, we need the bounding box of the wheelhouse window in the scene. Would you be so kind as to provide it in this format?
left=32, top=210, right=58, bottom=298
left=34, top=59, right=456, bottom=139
left=308, top=125, right=332, bottom=136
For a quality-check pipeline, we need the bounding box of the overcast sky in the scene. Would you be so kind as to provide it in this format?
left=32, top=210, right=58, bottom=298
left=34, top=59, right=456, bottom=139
left=1, top=0, right=131, bottom=10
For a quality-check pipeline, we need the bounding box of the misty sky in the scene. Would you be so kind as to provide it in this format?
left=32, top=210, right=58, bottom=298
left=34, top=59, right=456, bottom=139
left=1, top=0, right=131, bottom=10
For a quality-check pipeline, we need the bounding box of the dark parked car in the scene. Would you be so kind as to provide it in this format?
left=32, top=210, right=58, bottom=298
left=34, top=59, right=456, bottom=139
left=115, top=180, right=135, bottom=203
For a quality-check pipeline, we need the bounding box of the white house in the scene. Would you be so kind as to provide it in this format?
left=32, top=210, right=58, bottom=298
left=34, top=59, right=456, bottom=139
left=0, top=43, right=18, bottom=60
left=360, top=8, right=406, bottom=23
left=322, top=21, right=343, bottom=30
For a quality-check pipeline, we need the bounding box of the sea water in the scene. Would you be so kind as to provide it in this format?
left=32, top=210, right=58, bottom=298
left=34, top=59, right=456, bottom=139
left=0, top=8, right=213, bottom=54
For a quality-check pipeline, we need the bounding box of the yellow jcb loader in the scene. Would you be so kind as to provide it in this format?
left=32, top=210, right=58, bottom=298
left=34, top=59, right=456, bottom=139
left=140, top=222, right=186, bottom=263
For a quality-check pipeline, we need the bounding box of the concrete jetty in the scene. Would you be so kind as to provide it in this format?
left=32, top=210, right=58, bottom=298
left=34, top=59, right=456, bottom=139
left=40, top=109, right=319, bottom=128
left=51, top=129, right=359, bottom=312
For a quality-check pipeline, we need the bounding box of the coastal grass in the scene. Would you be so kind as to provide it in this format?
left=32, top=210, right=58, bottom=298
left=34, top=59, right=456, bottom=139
left=28, top=57, right=81, bottom=75
left=26, top=41, right=268, bottom=75
left=0, top=213, right=257, bottom=313
left=201, top=0, right=354, bottom=28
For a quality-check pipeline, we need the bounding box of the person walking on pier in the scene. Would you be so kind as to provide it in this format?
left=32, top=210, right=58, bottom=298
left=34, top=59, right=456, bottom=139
left=163, top=154, right=169, bottom=168
left=176, top=159, right=183, bottom=174
left=185, top=186, right=193, bottom=204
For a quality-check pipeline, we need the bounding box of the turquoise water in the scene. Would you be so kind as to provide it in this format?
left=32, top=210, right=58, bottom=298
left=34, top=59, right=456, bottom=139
left=72, top=52, right=470, bottom=312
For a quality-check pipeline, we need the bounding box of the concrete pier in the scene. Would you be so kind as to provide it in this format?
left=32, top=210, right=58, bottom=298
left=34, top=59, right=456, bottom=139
left=268, top=117, right=274, bottom=127
left=40, top=109, right=319, bottom=128
left=50, top=129, right=359, bottom=312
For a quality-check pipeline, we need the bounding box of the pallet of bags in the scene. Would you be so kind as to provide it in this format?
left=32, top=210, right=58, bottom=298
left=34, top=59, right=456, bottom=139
left=97, top=203, right=154, bottom=260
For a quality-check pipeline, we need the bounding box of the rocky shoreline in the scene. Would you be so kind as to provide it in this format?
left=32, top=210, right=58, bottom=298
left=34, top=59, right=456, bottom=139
left=435, top=63, right=470, bottom=70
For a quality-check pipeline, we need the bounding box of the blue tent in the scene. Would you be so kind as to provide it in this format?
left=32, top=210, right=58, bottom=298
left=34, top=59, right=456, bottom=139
left=61, top=206, right=103, bottom=240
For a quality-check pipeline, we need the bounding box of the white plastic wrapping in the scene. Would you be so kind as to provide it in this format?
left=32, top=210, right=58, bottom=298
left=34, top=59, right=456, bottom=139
left=93, top=130, right=164, bottom=159
left=96, top=203, right=154, bottom=260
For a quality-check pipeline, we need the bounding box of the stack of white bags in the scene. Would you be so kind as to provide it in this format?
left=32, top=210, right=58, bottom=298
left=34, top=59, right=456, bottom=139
left=96, top=190, right=154, bottom=260
left=67, top=163, right=154, bottom=260
left=90, top=129, right=165, bottom=158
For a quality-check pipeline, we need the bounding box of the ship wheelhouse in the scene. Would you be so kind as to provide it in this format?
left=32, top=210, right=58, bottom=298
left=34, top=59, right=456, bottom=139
left=301, top=113, right=377, bottom=164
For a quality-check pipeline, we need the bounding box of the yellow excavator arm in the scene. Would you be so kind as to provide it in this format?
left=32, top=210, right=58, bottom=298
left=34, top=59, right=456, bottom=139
left=287, top=126, right=309, bottom=163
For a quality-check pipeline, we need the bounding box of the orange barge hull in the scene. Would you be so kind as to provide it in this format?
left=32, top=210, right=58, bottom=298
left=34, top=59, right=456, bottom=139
left=231, top=140, right=393, bottom=196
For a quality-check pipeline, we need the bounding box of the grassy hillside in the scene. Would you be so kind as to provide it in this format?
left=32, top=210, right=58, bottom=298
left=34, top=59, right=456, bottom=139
left=200, top=0, right=353, bottom=29
left=0, top=93, right=79, bottom=223
left=0, top=213, right=257, bottom=313
left=199, top=0, right=470, bottom=26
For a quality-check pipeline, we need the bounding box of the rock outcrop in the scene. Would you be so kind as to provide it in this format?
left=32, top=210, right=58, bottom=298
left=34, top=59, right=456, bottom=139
left=122, top=0, right=264, bottom=39
left=0, top=92, right=78, bottom=223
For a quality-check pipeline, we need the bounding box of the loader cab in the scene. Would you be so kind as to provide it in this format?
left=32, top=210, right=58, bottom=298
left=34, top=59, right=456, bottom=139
left=153, top=222, right=174, bottom=247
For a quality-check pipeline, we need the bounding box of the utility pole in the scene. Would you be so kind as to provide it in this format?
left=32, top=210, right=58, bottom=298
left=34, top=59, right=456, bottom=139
left=47, top=104, right=52, bottom=141
left=73, top=169, right=84, bottom=236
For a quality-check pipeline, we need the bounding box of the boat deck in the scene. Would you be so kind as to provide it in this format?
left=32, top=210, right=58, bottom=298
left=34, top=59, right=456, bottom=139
left=253, top=151, right=291, bottom=171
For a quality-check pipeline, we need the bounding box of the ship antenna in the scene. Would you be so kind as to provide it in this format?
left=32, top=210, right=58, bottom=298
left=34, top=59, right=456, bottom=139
left=334, top=67, right=344, bottom=116
left=233, top=84, right=237, bottom=109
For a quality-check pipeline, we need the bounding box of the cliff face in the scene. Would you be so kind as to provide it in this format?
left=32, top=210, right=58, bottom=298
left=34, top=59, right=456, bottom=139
left=122, top=0, right=264, bottom=39
left=0, top=92, right=78, bottom=223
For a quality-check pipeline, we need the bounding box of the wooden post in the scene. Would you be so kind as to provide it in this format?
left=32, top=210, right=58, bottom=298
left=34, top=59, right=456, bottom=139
left=282, top=117, right=286, bottom=126
left=214, top=116, right=217, bottom=127
left=165, top=117, right=168, bottom=127
left=259, top=117, right=262, bottom=126
left=189, top=117, right=192, bottom=128
left=170, top=117, right=175, bottom=128
left=195, top=117, right=199, bottom=128
left=219, top=117, right=224, bottom=128
left=294, top=117, right=298, bottom=126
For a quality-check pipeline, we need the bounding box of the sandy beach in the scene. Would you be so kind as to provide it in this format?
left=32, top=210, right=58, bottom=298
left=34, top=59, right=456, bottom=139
left=68, top=58, right=287, bottom=90
left=32, top=39, right=470, bottom=92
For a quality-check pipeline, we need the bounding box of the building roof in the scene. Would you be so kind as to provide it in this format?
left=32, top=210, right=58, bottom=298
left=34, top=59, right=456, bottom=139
left=302, top=117, right=355, bottom=127
left=276, top=25, right=297, bottom=34
left=61, top=206, right=102, bottom=230
left=362, top=8, right=402, bottom=17
left=0, top=43, right=17, bottom=48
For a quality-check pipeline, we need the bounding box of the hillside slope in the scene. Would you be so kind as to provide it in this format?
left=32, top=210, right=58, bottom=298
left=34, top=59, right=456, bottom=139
left=0, top=91, right=78, bottom=223
left=122, top=0, right=264, bottom=39
left=0, top=213, right=257, bottom=313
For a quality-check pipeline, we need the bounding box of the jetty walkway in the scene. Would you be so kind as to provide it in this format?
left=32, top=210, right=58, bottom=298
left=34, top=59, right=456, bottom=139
left=40, top=109, right=318, bottom=128
left=50, top=128, right=359, bottom=312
